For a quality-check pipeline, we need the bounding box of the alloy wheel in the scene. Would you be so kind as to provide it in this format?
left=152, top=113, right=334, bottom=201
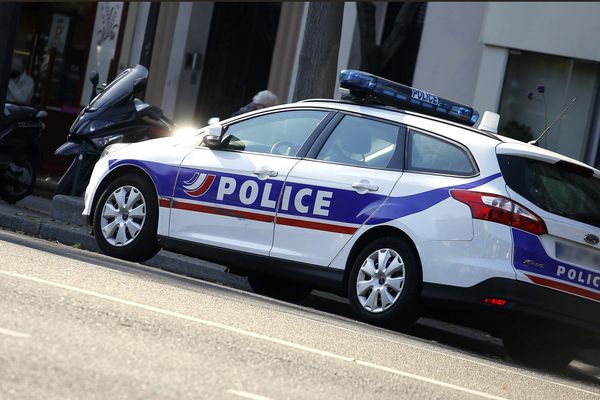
left=356, top=248, right=406, bottom=313
left=100, top=185, right=146, bottom=247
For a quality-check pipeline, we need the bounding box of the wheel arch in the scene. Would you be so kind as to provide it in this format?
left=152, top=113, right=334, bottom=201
left=343, top=225, right=422, bottom=290
left=89, top=164, right=159, bottom=226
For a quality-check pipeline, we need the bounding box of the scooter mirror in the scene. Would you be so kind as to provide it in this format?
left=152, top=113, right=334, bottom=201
left=133, top=77, right=146, bottom=94
left=90, top=71, right=99, bottom=86
left=89, top=71, right=100, bottom=103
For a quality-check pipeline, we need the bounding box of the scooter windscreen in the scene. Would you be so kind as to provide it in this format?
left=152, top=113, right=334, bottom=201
left=87, top=65, right=148, bottom=112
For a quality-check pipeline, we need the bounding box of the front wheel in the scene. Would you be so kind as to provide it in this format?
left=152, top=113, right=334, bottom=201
left=93, top=173, right=160, bottom=262
left=348, top=236, right=422, bottom=329
left=55, top=155, right=98, bottom=197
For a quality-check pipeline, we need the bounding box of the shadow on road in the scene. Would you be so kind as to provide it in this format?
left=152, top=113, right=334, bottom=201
left=299, top=290, right=600, bottom=386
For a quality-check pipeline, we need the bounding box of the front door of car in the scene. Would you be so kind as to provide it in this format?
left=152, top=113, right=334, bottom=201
left=168, top=109, right=331, bottom=255
left=270, top=114, right=406, bottom=266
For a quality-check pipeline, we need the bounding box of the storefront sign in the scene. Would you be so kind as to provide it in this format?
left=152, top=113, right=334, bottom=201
left=48, top=14, right=70, bottom=53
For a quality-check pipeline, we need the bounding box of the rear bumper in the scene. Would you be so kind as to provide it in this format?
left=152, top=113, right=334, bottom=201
left=422, top=278, right=600, bottom=336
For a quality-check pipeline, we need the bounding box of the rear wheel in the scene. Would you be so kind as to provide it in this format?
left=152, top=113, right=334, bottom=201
left=348, top=236, right=422, bottom=329
left=93, top=173, right=160, bottom=262
left=247, top=273, right=312, bottom=303
left=0, top=157, right=36, bottom=203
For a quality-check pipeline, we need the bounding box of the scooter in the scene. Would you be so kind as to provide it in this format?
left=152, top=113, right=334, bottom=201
left=54, top=65, right=174, bottom=196
left=0, top=102, right=46, bottom=203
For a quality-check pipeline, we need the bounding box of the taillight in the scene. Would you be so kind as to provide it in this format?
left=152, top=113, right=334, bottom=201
left=450, top=190, right=547, bottom=235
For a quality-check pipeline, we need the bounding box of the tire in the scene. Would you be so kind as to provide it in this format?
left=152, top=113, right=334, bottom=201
left=93, top=173, right=160, bottom=262
left=503, top=330, right=575, bottom=371
left=247, top=273, right=312, bottom=303
left=347, top=236, right=422, bottom=329
left=0, top=157, right=36, bottom=204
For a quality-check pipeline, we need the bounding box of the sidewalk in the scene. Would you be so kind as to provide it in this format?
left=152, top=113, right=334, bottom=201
left=0, top=194, right=251, bottom=291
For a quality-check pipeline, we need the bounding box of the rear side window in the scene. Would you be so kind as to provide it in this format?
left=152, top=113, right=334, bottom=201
left=498, top=155, right=600, bottom=227
left=407, top=130, right=477, bottom=176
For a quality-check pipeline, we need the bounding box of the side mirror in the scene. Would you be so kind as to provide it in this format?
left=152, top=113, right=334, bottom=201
left=133, top=77, right=146, bottom=93
left=203, top=135, right=221, bottom=148
left=202, top=124, right=223, bottom=148
left=89, top=70, right=99, bottom=103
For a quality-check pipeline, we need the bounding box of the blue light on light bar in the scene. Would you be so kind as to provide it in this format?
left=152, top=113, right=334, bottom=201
left=339, top=70, right=479, bottom=126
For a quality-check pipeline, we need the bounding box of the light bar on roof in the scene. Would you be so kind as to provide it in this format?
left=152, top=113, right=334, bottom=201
left=339, top=69, right=480, bottom=127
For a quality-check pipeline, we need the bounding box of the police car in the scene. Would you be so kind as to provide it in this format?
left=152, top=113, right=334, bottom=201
left=83, top=70, right=600, bottom=369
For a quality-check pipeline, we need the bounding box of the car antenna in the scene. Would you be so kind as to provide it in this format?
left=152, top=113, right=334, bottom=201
left=528, top=97, right=576, bottom=146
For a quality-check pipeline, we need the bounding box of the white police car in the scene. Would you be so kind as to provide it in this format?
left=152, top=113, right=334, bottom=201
left=83, top=70, right=600, bottom=369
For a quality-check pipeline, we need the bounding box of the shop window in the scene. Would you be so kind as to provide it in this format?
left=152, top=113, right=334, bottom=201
left=498, top=50, right=600, bottom=162
left=13, top=3, right=94, bottom=107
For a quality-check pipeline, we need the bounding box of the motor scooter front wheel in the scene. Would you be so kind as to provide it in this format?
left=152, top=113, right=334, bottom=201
left=93, top=173, right=160, bottom=262
left=0, top=157, right=36, bottom=204
left=55, top=156, right=97, bottom=197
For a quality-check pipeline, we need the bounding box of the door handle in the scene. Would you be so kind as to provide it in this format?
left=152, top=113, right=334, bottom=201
left=352, top=180, right=379, bottom=192
left=253, top=168, right=278, bottom=177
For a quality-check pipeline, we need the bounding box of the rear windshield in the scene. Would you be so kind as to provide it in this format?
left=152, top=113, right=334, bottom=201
left=498, top=154, right=600, bottom=228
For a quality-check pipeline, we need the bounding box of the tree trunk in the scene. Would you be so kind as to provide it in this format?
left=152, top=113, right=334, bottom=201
left=356, top=2, right=381, bottom=74
left=292, top=2, right=344, bottom=101
left=356, top=2, right=420, bottom=75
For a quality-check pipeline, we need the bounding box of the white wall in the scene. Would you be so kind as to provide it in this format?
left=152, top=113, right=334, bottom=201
left=128, top=2, right=150, bottom=66
left=412, top=2, right=487, bottom=106
left=167, top=2, right=214, bottom=126
left=482, top=3, right=600, bottom=62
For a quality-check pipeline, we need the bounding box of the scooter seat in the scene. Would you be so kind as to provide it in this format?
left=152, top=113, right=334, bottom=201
left=2, top=103, right=39, bottom=125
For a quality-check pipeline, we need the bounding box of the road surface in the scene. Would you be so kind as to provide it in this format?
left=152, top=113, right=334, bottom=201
left=0, top=230, right=599, bottom=399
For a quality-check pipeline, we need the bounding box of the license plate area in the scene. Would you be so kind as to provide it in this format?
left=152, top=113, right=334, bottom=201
left=555, top=241, right=600, bottom=271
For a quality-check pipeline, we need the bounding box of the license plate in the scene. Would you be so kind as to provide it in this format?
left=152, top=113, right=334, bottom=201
left=555, top=241, right=600, bottom=271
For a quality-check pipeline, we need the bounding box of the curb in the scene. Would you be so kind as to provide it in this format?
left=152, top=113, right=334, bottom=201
left=0, top=202, right=250, bottom=292
left=50, top=195, right=85, bottom=226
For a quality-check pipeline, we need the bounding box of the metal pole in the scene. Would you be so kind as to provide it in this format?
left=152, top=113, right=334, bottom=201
left=0, top=3, right=21, bottom=112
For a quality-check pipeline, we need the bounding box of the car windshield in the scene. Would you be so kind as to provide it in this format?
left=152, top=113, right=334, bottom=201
left=498, top=154, right=600, bottom=227
left=87, top=65, right=148, bottom=111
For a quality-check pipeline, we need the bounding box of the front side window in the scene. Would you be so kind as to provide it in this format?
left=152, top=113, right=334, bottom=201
left=221, top=110, right=328, bottom=156
left=316, top=115, right=404, bottom=169
left=407, top=130, right=476, bottom=176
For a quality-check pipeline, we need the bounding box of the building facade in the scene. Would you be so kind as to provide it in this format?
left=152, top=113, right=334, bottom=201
left=413, top=2, right=600, bottom=167
left=10, top=2, right=421, bottom=177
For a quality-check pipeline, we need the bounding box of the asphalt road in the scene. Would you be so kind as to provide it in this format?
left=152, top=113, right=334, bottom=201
left=1, top=230, right=599, bottom=400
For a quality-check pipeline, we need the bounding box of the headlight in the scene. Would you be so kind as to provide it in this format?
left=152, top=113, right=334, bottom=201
left=91, top=133, right=125, bottom=148
left=74, top=119, right=115, bottom=135
left=88, top=120, right=115, bottom=132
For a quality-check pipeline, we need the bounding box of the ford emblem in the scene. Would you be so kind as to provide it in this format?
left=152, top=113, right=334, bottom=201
left=584, top=234, right=599, bottom=245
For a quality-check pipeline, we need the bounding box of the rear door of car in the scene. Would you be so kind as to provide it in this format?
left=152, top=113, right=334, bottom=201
left=269, top=113, right=406, bottom=266
left=497, top=145, right=600, bottom=303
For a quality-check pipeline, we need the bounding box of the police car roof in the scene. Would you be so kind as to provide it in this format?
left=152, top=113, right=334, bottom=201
left=298, top=98, right=502, bottom=141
